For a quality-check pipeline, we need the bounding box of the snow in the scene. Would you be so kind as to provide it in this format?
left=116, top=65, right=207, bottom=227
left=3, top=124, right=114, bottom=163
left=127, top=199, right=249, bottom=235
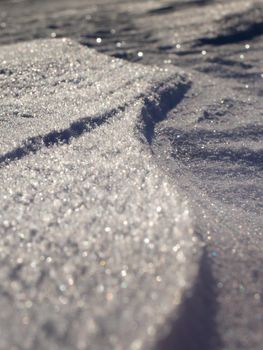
left=0, top=0, right=263, bottom=349
left=0, top=39, right=200, bottom=350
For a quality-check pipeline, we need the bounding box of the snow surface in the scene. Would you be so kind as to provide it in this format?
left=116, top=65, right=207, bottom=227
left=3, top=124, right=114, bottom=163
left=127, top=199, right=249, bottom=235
left=0, top=39, right=200, bottom=350
left=0, top=0, right=263, bottom=349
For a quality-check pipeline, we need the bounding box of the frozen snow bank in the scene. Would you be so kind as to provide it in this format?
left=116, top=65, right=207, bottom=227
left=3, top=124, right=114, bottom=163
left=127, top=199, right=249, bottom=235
left=0, top=39, right=201, bottom=350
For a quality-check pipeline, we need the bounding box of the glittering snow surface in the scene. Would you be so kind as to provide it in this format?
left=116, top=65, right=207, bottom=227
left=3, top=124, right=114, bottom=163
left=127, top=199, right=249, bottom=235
left=0, top=39, right=200, bottom=350
left=0, top=0, right=263, bottom=349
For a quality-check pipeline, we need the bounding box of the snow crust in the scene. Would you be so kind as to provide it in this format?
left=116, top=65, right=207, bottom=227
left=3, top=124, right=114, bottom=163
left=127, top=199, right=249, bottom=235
left=0, top=0, right=263, bottom=349
left=0, top=39, right=200, bottom=350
